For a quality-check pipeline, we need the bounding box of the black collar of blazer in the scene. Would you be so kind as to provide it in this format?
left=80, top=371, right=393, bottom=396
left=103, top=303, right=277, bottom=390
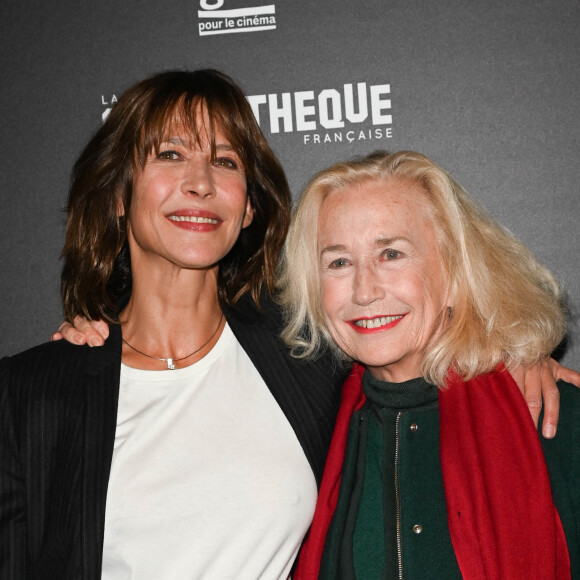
left=80, top=323, right=122, bottom=579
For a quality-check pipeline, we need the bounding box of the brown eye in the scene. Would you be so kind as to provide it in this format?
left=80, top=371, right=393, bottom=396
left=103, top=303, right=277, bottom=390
left=157, top=150, right=181, bottom=161
left=214, top=157, right=237, bottom=169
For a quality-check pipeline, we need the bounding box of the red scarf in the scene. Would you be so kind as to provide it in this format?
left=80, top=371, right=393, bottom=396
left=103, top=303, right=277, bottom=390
left=293, top=364, right=570, bottom=579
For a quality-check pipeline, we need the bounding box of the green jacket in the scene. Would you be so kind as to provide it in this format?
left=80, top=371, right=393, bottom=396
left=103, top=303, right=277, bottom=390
left=321, top=379, right=579, bottom=578
left=540, top=381, right=580, bottom=577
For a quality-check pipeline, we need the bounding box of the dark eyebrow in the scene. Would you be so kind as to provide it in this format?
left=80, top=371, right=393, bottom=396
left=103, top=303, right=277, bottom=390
left=215, top=143, right=236, bottom=152
left=165, top=137, right=188, bottom=146
left=161, top=138, right=238, bottom=156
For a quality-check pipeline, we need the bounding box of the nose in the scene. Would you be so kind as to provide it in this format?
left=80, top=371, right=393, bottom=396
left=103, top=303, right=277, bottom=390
left=182, top=159, right=215, bottom=198
left=352, top=263, right=385, bottom=306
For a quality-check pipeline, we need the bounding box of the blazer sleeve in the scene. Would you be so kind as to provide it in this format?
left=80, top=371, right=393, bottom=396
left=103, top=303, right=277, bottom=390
left=0, top=357, right=27, bottom=579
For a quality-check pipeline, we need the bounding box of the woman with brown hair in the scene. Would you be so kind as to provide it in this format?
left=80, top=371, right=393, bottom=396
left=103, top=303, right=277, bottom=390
left=0, top=69, right=347, bottom=579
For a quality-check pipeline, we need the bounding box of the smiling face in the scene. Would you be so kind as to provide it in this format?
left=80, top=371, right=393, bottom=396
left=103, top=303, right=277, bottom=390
left=317, top=177, right=452, bottom=382
left=126, top=114, right=253, bottom=273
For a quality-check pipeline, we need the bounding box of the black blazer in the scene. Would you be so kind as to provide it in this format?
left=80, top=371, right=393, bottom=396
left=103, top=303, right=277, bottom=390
left=0, top=294, right=346, bottom=579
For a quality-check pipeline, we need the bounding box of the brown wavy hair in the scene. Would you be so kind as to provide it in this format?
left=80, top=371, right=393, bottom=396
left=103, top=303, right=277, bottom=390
left=61, top=69, right=291, bottom=322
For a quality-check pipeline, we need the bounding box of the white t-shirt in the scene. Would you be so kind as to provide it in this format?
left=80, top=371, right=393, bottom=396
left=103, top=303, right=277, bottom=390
left=101, top=322, right=317, bottom=579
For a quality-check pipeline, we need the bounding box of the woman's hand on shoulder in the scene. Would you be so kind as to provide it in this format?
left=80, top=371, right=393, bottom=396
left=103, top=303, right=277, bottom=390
left=512, top=358, right=580, bottom=439
left=51, top=316, right=110, bottom=347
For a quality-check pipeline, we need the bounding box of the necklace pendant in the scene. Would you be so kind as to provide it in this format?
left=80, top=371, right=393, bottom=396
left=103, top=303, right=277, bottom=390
left=166, top=358, right=175, bottom=370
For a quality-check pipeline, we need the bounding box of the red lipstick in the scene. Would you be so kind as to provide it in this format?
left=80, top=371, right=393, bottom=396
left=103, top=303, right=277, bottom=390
left=166, top=209, right=222, bottom=232
left=347, top=313, right=407, bottom=334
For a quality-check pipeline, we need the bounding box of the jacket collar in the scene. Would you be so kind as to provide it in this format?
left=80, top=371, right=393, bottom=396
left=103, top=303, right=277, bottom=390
left=80, top=323, right=122, bottom=579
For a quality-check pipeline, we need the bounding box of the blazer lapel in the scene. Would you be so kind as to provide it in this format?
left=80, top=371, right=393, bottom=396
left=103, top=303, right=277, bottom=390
left=80, top=324, right=122, bottom=579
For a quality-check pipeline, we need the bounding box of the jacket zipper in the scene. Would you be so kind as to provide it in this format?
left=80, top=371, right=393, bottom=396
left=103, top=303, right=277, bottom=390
left=395, top=411, right=403, bottom=579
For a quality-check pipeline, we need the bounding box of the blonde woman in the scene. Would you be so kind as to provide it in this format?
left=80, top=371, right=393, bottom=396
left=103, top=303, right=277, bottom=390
left=280, top=151, right=579, bottom=578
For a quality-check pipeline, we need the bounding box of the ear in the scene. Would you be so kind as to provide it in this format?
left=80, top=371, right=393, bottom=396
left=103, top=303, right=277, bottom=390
left=117, top=196, right=125, bottom=218
left=241, top=196, right=254, bottom=229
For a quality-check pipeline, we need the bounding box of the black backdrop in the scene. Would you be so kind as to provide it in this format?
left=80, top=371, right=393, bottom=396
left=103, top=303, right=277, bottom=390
left=1, top=0, right=578, bottom=369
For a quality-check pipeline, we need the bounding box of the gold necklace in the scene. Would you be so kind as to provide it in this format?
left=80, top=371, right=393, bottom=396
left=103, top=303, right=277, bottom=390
left=121, top=312, right=224, bottom=370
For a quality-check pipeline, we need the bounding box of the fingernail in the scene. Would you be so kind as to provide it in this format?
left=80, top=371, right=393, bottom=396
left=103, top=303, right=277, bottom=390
left=544, top=424, right=556, bottom=439
left=74, top=334, right=86, bottom=344
left=88, top=337, right=101, bottom=347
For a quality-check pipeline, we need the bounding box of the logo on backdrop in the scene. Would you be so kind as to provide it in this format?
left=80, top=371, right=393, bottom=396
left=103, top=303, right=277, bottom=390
left=100, top=81, right=392, bottom=145
left=197, top=0, right=276, bottom=36
left=101, top=94, right=117, bottom=122
left=248, top=82, right=393, bottom=145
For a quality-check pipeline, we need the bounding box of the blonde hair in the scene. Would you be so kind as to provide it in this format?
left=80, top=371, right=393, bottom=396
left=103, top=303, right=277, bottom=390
left=278, top=150, right=566, bottom=386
